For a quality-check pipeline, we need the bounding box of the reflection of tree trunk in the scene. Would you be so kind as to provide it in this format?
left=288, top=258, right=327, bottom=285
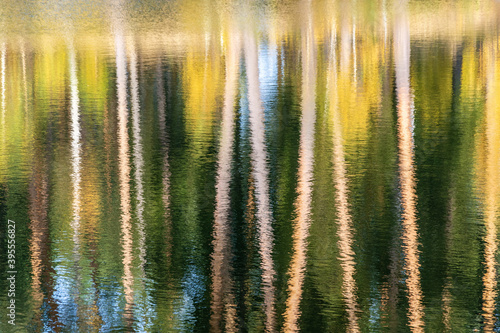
left=394, top=6, right=425, bottom=332
left=68, top=41, right=85, bottom=330
left=69, top=42, right=81, bottom=256
left=441, top=193, right=455, bottom=332
left=381, top=244, right=400, bottom=331
left=441, top=45, right=462, bottom=332
left=157, top=61, right=172, bottom=268
left=21, top=40, right=29, bottom=124
left=242, top=174, right=256, bottom=323
left=27, top=41, right=62, bottom=330
left=115, top=29, right=134, bottom=326
left=481, top=41, right=499, bottom=332
left=378, top=32, right=400, bottom=331
left=29, top=145, right=63, bottom=331
left=330, top=21, right=360, bottom=333
left=340, top=3, right=351, bottom=74
left=129, top=37, right=146, bottom=277
left=283, top=5, right=316, bottom=331
left=210, top=30, right=240, bottom=333
left=244, top=29, right=277, bottom=333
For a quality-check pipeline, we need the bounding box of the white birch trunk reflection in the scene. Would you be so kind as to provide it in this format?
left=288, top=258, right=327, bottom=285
left=394, top=5, right=425, bottom=332
left=329, top=21, right=360, bottom=333
left=128, top=37, right=146, bottom=276
left=68, top=39, right=85, bottom=330
left=210, top=30, right=240, bottom=333
left=115, top=27, right=134, bottom=323
left=244, top=29, right=277, bottom=333
left=69, top=42, right=81, bottom=256
left=481, top=41, right=499, bottom=332
left=283, top=3, right=316, bottom=330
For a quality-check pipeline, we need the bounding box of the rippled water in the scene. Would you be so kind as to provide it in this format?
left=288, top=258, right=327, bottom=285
left=0, top=0, right=499, bottom=332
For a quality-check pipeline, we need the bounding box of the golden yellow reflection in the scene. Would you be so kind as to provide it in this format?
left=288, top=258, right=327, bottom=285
left=283, top=3, right=316, bottom=331
left=183, top=25, right=223, bottom=156
left=480, top=39, right=500, bottom=332
left=394, top=6, right=425, bottom=332
left=210, top=28, right=240, bottom=333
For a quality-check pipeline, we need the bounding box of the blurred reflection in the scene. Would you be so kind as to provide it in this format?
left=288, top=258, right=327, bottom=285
left=129, top=36, right=152, bottom=329
left=442, top=193, right=455, bottom=332
left=330, top=20, right=360, bottom=333
left=129, top=37, right=146, bottom=274
left=29, top=115, right=60, bottom=330
left=244, top=27, right=277, bottom=332
left=394, top=4, right=425, bottom=332
left=283, top=3, right=316, bottom=331
left=1, top=1, right=500, bottom=331
left=115, top=26, right=134, bottom=324
left=1, top=42, right=5, bottom=132
left=20, top=40, right=28, bottom=121
left=69, top=41, right=81, bottom=253
left=68, top=39, right=85, bottom=330
left=210, top=28, right=240, bottom=333
left=481, top=39, right=499, bottom=332
left=340, top=2, right=352, bottom=75
left=157, top=61, right=172, bottom=265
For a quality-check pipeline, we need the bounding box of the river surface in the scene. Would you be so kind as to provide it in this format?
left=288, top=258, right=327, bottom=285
left=0, top=0, right=499, bottom=332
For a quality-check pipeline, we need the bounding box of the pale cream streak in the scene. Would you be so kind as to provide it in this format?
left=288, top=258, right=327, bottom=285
left=340, top=14, right=351, bottom=74
left=352, top=22, right=357, bottom=82
left=156, top=61, right=172, bottom=264
left=481, top=44, right=499, bottom=332
left=329, top=23, right=360, bottom=333
left=68, top=42, right=82, bottom=250
left=283, top=7, right=316, bottom=332
left=382, top=0, right=388, bottom=47
left=210, top=31, right=240, bottom=333
left=128, top=38, right=146, bottom=274
left=68, top=41, right=85, bottom=329
left=244, top=30, right=277, bottom=333
left=115, top=30, right=134, bottom=318
left=394, top=9, right=425, bottom=333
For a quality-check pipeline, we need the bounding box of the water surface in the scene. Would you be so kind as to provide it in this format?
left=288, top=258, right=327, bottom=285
left=0, top=0, right=500, bottom=332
